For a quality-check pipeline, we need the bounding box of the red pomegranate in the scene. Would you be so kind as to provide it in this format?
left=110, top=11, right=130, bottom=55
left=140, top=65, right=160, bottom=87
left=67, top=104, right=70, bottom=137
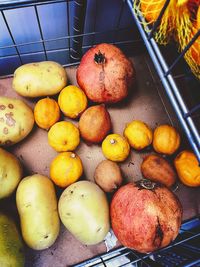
left=110, top=179, right=182, bottom=253
left=76, top=43, right=135, bottom=104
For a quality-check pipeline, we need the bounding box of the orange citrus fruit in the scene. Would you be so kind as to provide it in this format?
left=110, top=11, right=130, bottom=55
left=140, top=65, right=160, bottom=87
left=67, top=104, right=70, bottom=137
left=34, top=98, right=60, bottom=130
left=102, top=134, right=130, bottom=162
left=124, top=120, right=153, bottom=150
left=50, top=152, right=83, bottom=187
left=58, top=85, right=87, bottom=119
left=48, top=121, right=80, bottom=152
left=153, top=125, right=181, bottom=155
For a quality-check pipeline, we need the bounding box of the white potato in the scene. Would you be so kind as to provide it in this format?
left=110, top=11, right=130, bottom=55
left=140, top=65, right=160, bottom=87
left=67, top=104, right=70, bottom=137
left=58, top=180, right=110, bottom=245
left=13, top=61, right=67, bottom=97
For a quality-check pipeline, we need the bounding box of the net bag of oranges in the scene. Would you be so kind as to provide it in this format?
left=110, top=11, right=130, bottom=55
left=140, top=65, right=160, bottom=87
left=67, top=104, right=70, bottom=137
left=133, top=0, right=200, bottom=79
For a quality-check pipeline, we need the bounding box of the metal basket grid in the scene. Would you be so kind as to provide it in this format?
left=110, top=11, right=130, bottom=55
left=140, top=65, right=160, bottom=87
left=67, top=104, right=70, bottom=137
left=74, top=216, right=200, bottom=267
left=0, top=1, right=200, bottom=266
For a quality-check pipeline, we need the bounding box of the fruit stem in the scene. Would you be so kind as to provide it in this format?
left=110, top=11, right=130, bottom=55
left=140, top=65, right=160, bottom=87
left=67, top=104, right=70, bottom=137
left=71, top=153, right=76, bottom=158
left=110, top=139, right=116, bottom=144
left=94, top=51, right=106, bottom=64
left=136, top=179, right=157, bottom=190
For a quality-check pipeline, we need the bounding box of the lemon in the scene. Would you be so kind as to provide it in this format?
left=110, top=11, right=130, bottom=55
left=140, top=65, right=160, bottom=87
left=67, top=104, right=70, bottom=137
left=102, top=134, right=130, bottom=162
left=124, top=120, right=153, bottom=150
left=34, top=97, right=60, bottom=130
left=48, top=121, right=80, bottom=152
left=58, top=85, right=88, bottom=119
left=50, top=152, right=83, bottom=187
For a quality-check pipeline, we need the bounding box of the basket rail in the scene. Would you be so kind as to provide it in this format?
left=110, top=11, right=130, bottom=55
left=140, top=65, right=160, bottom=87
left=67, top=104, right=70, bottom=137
left=127, top=0, right=200, bottom=163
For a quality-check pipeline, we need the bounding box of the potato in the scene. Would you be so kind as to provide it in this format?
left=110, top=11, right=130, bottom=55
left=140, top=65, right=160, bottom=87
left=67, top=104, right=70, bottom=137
left=0, top=213, right=25, bottom=267
left=141, top=154, right=177, bottom=187
left=16, top=174, right=60, bottom=250
left=94, top=160, right=123, bottom=192
left=0, top=97, right=34, bottom=146
left=13, top=61, right=67, bottom=97
left=0, top=148, right=23, bottom=199
left=58, top=181, right=110, bottom=245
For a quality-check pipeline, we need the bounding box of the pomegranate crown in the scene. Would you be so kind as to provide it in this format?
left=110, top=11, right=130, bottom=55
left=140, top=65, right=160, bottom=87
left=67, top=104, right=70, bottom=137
left=135, top=179, right=161, bottom=190
left=94, top=51, right=106, bottom=64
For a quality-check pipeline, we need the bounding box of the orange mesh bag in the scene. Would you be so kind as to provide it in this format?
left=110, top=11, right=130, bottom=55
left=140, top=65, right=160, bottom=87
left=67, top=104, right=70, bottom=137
left=133, top=0, right=177, bottom=44
left=175, top=0, right=200, bottom=78
left=133, top=0, right=200, bottom=78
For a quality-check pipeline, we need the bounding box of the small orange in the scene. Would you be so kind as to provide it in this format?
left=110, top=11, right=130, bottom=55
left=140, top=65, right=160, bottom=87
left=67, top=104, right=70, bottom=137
left=50, top=152, right=83, bottom=188
left=34, top=98, right=60, bottom=130
left=174, top=150, right=200, bottom=187
left=153, top=124, right=181, bottom=155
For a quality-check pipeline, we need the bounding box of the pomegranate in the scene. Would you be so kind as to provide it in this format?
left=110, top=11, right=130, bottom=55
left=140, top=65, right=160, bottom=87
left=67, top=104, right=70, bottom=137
left=76, top=43, right=135, bottom=104
left=110, top=179, right=182, bottom=253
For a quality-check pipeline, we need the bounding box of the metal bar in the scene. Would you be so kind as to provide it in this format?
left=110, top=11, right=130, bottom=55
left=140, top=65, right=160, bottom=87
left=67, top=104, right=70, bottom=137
left=127, top=0, right=200, bottom=162
left=0, top=27, right=134, bottom=51
left=0, top=37, right=137, bottom=62
left=92, top=0, right=98, bottom=46
left=181, top=243, right=200, bottom=253
left=165, top=30, right=200, bottom=76
left=112, top=0, right=125, bottom=44
left=0, top=47, right=70, bottom=59
left=0, top=60, right=79, bottom=79
left=70, top=0, right=87, bottom=62
left=1, top=10, right=23, bottom=65
left=180, top=217, right=200, bottom=232
left=34, top=5, right=47, bottom=60
left=148, top=0, right=170, bottom=39
left=99, top=257, right=107, bottom=267
left=66, top=0, right=71, bottom=63
left=151, top=37, right=200, bottom=149
left=184, top=103, right=200, bottom=118
left=131, top=0, right=200, bottom=149
left=120, top=250, right=149, bottom=267
left=131, top=1, right=200, bottom=150
left=73, top=247, right=128, bottom=267
left=101, top=251, right=130, bottom=264
left=0, top=0, right=73, bottom=10
left=179, top=229, right=198, bottom=235
left=182, top=259, right=200, bottom=267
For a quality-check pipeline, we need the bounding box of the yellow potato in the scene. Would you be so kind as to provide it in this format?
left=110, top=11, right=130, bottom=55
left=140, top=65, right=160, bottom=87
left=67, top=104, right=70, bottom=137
left=16, top=174, right=60, bottom=250
left=13, top=61, right=67, bottom=97
left=58, top=180, right=110, bottom=245
left=0, top=97, right=34, bottom=146
left=0, top=148, right=23, bottom=199
left=0, top=213, right=25, bottom=267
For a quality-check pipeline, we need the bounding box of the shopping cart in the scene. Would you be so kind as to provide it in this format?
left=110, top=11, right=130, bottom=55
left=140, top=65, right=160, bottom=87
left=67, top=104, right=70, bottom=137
left=0, top=0, right=200, bottom=266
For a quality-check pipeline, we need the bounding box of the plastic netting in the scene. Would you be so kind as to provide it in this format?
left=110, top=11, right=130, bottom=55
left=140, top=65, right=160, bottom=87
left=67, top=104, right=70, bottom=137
left=133, top=0, right=200, bottom=79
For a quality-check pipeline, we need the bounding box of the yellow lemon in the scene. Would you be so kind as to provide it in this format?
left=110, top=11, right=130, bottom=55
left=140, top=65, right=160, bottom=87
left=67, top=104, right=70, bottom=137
left=153, top=124, right=180, bottom=155
left=50, top=152, right=83, bottom=187
left=48, top=121, right=80, bottom=152
left=102, top=134, right=130, bottom=162
left=58, top=85, right=88, bottom=119
left=124, top=120, right=153, bottom=150
left=34, top=97, right=60, bottom=130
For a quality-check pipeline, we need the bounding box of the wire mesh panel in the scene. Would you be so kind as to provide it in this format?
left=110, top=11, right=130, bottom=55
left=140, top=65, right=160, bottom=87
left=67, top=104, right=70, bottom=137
left=74, top=217, right=200, bottom=267
left=0, top=0, right=142, bottom=77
